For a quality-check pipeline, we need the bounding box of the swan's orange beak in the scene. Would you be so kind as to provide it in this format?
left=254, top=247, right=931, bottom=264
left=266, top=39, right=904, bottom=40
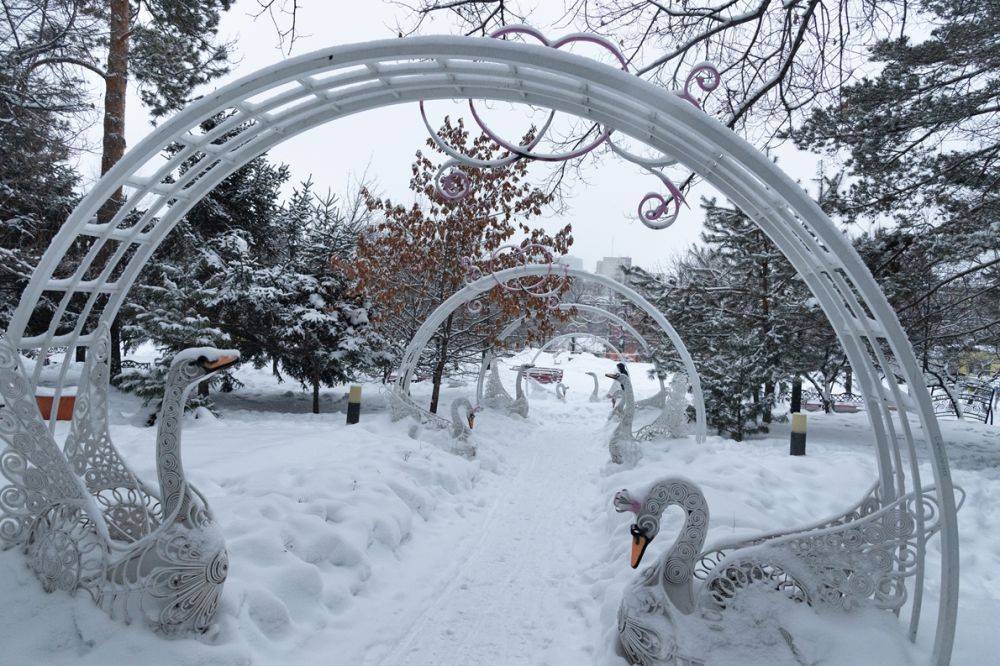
left=630, top=527, right=650, bottom=569
left=203, top=355, right=239, bottom=371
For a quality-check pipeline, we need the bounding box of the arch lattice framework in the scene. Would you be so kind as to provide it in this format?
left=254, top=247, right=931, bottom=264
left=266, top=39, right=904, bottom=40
left=532, top=332, right=622, bottom=365
left=474, top=301, right=696, bottom=424
left=3, top=34, right=957, bottom=661
left=395, top=265, right=707, bottom=441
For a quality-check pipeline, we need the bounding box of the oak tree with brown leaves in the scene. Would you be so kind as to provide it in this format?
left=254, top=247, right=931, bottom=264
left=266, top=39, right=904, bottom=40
left=349, top=120, right=573, bottom=413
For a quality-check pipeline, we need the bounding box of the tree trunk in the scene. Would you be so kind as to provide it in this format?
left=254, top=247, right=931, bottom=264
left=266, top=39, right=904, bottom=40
left=312, top=370, right=320, bottom=414
left=763, top=381, right=774, bottom=423
left=79, top=0, right=130, bottom=365
left=198, top=380, right=209, bottom=399
left=844, top=365, right=853, bottom=394
left=429, top=313, right=453, bottom=414
left=110, top=319, right=122, bottom=381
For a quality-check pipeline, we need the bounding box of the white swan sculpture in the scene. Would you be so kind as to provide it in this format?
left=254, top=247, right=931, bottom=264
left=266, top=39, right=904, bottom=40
left=450, top=397, right=478, bottom=457
left=612, top=476, right=956, bottom=665
left=482, top=356, right=514, bottom=409
left=635, top=373, right=690, bottom=441
left=605, top=364, right=639, bottom=464
left=586, top=371, right=603, bottom=403
left=508, top=364, right=530, bottom=418
left=0, top=334, right=239, bottom=634
left=555, top=382, right=568, bottom=401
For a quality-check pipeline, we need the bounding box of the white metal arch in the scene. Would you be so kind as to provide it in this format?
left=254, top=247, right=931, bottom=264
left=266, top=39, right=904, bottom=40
left=475, top=301, right=683, bottom=411
left=531, top=332, right=622, bottom=365
left=3, top=34, right=956, bottom=660
left=397, top=265, right=707, bottom=442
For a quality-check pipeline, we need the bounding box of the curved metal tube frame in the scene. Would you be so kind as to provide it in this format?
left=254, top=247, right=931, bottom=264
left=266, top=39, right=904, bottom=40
left=531, top=332, right=622, bottom=365
left=399, top=267, right=707, bottom=443
left=2, top=34, right=956, bottom=660
left=477, top=301, right=677, bottom=407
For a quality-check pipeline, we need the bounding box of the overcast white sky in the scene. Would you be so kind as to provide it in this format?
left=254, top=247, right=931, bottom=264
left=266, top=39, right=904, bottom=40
left=80, top=0, right=823, bottom=274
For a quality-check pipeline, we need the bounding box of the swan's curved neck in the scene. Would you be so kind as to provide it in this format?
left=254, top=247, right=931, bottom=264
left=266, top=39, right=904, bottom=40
left=452, top=397, right=471, bottom=423
left=615, top=377, right=636, bottom=434
left=588, top=373, right=599, bottom=399
left=155, top=363, right=200, bottom=518
left=645, top=478, right=709, bottom=614
left=515, top=367, right=525, bottom=399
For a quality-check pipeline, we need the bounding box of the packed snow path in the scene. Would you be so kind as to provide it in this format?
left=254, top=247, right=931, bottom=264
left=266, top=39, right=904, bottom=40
left=341, top=398, right=612, bottom=664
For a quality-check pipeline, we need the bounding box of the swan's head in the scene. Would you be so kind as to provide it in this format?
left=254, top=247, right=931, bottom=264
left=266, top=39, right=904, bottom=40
left=466, top=404, right=479, bottom=429
left=605, top=362, right=630, bottom=382
left=171, top=347, right=241, bottom=387
left=613, top=487, right=657, bottom=569
left=604, top=363, right=628, bottom=384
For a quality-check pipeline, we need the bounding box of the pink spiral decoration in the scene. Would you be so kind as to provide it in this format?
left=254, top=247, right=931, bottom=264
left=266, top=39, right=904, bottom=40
left=678, top=62, right=721, bottom=109
left=463, top=243, right=569, bottom=314
left=637, top=172, right=688, bottom=230
left=417, top=26, right=720, bottom=230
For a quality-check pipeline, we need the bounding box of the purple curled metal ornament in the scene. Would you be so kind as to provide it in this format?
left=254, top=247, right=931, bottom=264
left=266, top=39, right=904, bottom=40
left=677, top=62, right=721, bottom=109
left=638, top=172, right=688, bottom=230
left=418, top=26, right=719, bottom=230
left=462, top=243, right=569, bottom=314
left=465, top=25, right=628, bottom=162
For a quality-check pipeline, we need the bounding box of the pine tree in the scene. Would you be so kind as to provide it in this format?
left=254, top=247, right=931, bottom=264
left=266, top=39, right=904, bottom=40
left=265, top=181, right=387, bottom=413
left=627, top=199, right=823, bottom=440
left=118, top=115, right=289, bottom=412
left=793, top=0, right=1000, bottom=392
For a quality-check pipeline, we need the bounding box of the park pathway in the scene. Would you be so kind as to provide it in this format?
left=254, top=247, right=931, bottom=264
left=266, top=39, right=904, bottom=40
left=346, top=396, right=613, bottom=665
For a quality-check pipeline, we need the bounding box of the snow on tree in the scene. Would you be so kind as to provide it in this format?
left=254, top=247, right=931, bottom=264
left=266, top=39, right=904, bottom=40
left=793, top=1, right=1000, bottom=402
left=264, top=179, right=389, bottom=414
left=627, top=198, right=830, bottom=440
left=118, top=115, right=289, bottom=413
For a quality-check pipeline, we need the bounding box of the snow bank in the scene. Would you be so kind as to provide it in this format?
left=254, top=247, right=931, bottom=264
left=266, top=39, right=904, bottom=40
left=0, top=390, right=481, bottom=664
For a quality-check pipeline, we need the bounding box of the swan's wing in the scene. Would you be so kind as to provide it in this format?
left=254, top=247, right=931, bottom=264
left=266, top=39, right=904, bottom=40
left=635, top=387, right=666, bottom=410
left=0, top=334, right=91, bottom=547
left=697, top=485, right=957, bottom=614
left=62, top=326, right=160, bottom=541
left=483, top=361, right=513, bottom=407
left=386, top=386, right=450, bottom=429
left=695, top=481, right=881, bottom=579
left=63, top=324, right=144, bottom=493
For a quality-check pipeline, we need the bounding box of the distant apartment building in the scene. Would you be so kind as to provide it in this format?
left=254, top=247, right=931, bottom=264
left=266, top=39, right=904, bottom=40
left=555, top=254, right=584, bottom=271
left=595, top=256, right=632, bottom=283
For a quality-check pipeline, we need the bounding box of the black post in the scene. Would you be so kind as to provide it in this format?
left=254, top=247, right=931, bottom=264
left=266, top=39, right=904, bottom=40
left=790, top=413, right=807, bottom=456
left=791, top=376, right=802, bottom=414
left=346, top=384, right=361, bottom=425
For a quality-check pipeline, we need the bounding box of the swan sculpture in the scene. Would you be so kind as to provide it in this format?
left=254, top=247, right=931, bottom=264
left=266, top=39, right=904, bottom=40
left=555, top=382, right=568, bottom=401
left=636, top=373, right=689, bottom=441
left=482, top=356, right=514, bottom=409
left=612, top=476, right=955, bottom=665
left=450, top=397, right=478, bottom=457
left=0, top=335, right=239, bottom=634
left=508, top=364, right=531, bottom=418
left=605, top=364, right=639, bottom=464
left=586, top=372, right=603, bottom=403
left=634, top=379, right=667, bottom=410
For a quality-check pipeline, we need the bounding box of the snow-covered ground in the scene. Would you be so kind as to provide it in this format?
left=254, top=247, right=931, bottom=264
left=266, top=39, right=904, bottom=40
left=0, top=351, right=996, bottom=664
